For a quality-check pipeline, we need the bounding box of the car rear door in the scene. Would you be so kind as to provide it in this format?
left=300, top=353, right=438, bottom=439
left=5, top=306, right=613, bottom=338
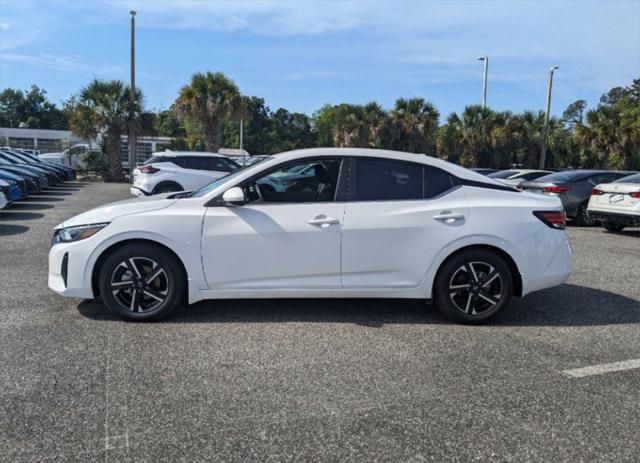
left=201, top=157, right=346, bottom=290
left=340, top=157, right=469, bottom=289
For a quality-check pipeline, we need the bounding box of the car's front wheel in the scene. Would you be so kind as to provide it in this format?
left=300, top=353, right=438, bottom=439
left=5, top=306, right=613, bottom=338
left=98, top=243, right=185, bottom=321
left=434, top=249, right=513, bottom=324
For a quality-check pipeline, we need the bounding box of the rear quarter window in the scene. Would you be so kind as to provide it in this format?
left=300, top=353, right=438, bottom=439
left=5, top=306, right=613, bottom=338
left=425, top=166, right=456, bottom=198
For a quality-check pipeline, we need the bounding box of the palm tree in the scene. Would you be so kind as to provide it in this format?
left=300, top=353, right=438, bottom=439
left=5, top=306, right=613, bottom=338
left=391, top=98, right=439, bottom=154
left=174, top=72, right=242, bottom=152
left=68, top=79, right=142, bottom=181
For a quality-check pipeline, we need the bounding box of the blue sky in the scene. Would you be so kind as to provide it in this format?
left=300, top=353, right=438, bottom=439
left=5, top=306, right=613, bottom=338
left=1, top=0, right=638, bottom=120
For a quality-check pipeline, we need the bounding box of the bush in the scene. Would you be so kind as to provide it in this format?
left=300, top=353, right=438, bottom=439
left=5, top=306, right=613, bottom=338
left=81, top=150, right=110, bottom=178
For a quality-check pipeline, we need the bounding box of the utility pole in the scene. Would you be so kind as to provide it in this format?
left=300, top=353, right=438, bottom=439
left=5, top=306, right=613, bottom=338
left=128, top=10, right=137, bottom=176
left=239, top=119, right=245, bottom=166
left=540, top=65, right=559, bottom=169
left=477, top=56, right=488, bottom=109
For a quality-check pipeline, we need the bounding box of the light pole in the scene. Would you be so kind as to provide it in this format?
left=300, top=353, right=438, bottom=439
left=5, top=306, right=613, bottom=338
left=477, top=56, right=488, bottom=109
left=539, top=65, right=559, bottom=169
left=128, top=10, right=137, bottom=176
left=239, top=119, right=245, bottom=166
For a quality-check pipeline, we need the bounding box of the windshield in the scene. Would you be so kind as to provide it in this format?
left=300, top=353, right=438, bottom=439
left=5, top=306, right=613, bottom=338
left=189, top=156, right=273, bottom=198
left=614, top=173, right=640, bottom=183
left=6, top=151, right=34, bottom=163
left=488, top=170, right=518, bottom=179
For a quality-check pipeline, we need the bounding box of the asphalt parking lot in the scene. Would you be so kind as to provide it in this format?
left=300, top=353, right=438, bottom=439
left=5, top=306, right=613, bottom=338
left=1, top=182, right=639, bottom=462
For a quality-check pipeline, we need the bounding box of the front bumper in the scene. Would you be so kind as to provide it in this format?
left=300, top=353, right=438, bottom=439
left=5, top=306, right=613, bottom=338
left=588, top=210, right=640, bottom=227
left=48, top=240, right=95, bottom=299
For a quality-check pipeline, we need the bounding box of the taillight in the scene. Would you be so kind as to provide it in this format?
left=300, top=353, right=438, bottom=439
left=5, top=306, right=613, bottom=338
left=139, top=165, right=160, bottom=174
left=591, top=188, right=604, bottom=195
left=543, top=185, right=570, bottom=194
left=629, top=191, right=640, bottom=199
left=533, top=211, right=566, bottom=230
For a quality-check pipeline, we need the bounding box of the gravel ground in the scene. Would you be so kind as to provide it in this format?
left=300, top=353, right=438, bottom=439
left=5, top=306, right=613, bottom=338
left=1, top=182, right=639, bottom=462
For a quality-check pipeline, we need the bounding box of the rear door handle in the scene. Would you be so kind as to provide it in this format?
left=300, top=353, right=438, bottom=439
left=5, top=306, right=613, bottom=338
left=307, top=216, right=340, bottom=227
left=433, top=213, right=465, bottom=223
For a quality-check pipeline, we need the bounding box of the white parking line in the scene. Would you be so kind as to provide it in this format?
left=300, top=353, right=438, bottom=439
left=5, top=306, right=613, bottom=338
left=562, top=359, right=640, bottom=378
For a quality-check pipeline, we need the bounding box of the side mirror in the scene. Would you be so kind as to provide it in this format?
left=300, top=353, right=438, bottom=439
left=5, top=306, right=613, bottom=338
left=221, top=187, right=245, bottom=206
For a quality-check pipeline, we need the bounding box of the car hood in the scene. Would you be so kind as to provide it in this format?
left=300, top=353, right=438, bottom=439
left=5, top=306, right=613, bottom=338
left=57, top=193, right=178, bottom=229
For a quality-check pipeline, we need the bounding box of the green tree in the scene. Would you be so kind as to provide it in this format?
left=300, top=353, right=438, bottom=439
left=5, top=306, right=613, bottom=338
left=390, top=98, right=439, bottom=154
left=265, top=108, right=317, bottom=153
left=221, top=96, right=273, bottom=155
left=174, top=72, right=242, bottom=152
left=575, top=80, right=640, bottom=170
left=68, top=79, right=143, bottom=181
left=0, top=85, right=68, bottom=129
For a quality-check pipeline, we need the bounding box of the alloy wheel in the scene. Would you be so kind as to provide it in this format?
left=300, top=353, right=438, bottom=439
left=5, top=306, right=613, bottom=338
left=110, top=257, right=170, bottom=313
left=448, top=261, right=503, bottom=315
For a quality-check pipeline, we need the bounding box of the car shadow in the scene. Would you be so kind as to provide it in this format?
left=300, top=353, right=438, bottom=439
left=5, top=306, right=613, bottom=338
left=77, top=283, right=639, bottom=327
left=0, top=223, right=29, bottom=236
left=605, top=228, right=640, bottom=238
left=0, top=211, right=45, bottom=220
left=9, top=202, right=55, bottom=210
left=22, top=195, right=65, bottom=202
left=40, top=190, right=72, bottom=196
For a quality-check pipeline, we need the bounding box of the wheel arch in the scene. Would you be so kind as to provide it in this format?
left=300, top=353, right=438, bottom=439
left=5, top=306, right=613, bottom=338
left=431, top=244, right=523, bottom=298
left=151, top=181, right=183, bottom=194
left=91, top=238, right=188, bottom=302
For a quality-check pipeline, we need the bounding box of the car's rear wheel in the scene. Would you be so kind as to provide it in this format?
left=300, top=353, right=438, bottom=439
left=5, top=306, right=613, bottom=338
left=153, top=183, right=183, bottom=194
left=602, top=221, right=625, bottom=232
left=573, top=203, right=596, bottom=226
left=98, top=243, right=185, bottom=321
left=434, top=249, right=513, bottom=324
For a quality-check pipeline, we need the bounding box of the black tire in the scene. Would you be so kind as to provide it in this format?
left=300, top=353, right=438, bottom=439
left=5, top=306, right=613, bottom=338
left=98, top=243, right=185, bottom=321
left=602, top=221, right=625, bottom=232
left=573, top=203, right=596, bottom=226
left=153, top=183, right=183, bottom=195
left=434, top=249, right=513, bottom=324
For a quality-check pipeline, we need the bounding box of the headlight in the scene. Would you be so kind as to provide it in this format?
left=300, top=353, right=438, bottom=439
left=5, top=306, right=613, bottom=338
left=52, top=223, right=109, bottom=245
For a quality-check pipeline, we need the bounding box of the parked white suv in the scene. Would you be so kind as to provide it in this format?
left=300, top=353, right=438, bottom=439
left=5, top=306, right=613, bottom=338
left=130, top=151, right=241, bottom=196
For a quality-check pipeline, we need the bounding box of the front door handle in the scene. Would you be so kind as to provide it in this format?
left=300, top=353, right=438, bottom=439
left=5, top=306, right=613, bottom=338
left=307, top=215, right=340, bottom=228
left=433, top=213, right=465, bottom=223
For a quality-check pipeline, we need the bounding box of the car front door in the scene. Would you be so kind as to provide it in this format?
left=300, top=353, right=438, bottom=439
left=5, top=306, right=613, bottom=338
left=201, top=157, right=346, bottom=290
left=341, top=157, right=469, bottom=289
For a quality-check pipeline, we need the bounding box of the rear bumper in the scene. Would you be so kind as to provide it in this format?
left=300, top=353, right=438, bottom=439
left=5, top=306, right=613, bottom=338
left=588, top=210, right=640, bottom=226
left=518, top=229, right=572, bottom=296
left=130, top=185, right=150, bottom=197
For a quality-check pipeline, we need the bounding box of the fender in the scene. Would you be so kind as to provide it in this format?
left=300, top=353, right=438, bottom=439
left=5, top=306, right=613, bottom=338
left=418, top=233, right=521, bottom=299
left=82, top=229, right=206, bottom=304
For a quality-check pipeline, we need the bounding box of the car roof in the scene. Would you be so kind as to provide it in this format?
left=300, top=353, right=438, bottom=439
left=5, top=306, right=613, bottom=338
left=151, top=151, right=227, bottom=158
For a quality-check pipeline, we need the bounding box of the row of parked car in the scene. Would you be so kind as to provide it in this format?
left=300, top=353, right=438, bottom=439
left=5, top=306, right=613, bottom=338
left=0, top=148, right=77, bottom=209
left=473, top=168, right=640, bottom=231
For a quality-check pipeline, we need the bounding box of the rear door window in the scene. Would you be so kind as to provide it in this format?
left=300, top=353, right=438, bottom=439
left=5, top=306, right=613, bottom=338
left=351, top=158, right=423, bottom=201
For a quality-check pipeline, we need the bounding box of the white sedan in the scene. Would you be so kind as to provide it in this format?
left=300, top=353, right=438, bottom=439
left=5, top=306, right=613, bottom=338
left=587, top=172, right=640, bottom=232
left=48, top=148, right=572, bottom=323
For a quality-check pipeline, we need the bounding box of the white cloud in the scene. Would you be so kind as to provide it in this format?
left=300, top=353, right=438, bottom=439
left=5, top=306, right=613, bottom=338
left=1, top=52, right=122, bottom=75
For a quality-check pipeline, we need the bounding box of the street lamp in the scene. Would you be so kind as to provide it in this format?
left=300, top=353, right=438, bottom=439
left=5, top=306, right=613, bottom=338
left=128, top=10, right=137, bottom=176
left=539, top=65, right=559, bottom=169
left=477, top=56, right=489, bottom=109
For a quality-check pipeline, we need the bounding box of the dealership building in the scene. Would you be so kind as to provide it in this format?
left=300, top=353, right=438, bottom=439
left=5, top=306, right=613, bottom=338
left=0, top=126, right=173, bottom=164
